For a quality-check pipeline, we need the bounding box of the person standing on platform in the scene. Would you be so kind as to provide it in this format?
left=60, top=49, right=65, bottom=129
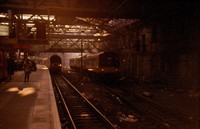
left=23, top=59, right=32, bottom=82
left=7, top=56, right=15, bottom=80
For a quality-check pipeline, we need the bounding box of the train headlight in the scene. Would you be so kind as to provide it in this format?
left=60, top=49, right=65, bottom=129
left=59, top=64, right=62, bottom=66
left=88, top=69, right=94, bottom=71
left=101, top=69, right=104, bottom=72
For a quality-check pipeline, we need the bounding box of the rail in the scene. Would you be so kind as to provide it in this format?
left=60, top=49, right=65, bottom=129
left=52, top=73, right=117, bottom=129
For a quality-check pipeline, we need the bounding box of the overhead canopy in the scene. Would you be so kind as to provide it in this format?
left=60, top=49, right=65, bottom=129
left=0, top=0, right=198, bottom=52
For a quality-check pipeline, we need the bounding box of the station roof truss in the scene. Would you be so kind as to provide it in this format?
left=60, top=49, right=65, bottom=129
left=0, top=0, right=198, bottom=52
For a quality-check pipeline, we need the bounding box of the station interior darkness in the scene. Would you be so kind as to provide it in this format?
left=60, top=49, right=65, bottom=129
left=1, top=0, right=199, bottom=89
left=0, top=1, right=199, bottom=129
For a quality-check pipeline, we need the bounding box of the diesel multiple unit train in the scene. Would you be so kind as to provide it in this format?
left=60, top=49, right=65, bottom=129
left=50, top=55, right=62, bottom=72
left=69, top=51, right=120, bottom=76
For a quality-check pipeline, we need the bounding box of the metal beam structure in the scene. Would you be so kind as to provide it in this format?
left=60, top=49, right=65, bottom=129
left=0, top=0, right=198, bottom=52
left=0, top=0, right=142, bottom=18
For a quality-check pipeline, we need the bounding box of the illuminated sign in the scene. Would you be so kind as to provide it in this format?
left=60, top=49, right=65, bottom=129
left=0, top=25, right=9, bottom=36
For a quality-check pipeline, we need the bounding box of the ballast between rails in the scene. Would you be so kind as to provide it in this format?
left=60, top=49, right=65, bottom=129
left=52, top=73, right=117, bottom=129
left=60, top=74, right=117, bottom=129
left=52, top=76, right=76, bottom=129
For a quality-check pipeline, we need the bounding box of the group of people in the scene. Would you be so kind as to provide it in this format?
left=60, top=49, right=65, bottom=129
left=7, top=57, right=36, bottom=82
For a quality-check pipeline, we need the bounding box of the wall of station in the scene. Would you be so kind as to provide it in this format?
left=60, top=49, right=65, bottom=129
left=111, top=11, right=200, bottom=89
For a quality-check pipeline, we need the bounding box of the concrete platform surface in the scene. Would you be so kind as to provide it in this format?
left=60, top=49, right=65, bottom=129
left=0, top=65, right=61, bottom=129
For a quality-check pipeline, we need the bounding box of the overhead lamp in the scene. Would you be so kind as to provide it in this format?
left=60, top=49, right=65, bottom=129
left=0, top=14, right=6, bottom=18
left=94, top=33, right=100, bottom=36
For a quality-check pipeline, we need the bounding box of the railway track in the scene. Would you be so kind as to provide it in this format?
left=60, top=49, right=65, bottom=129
left=131, top=92, right=191, bottom=129
left=62, top=72, right=174, bottom=129
left=51, top=73, right=116, bottom=129
left=60, top=72, right=194, bottom=129
left=101, top=84, right=192, bottom=129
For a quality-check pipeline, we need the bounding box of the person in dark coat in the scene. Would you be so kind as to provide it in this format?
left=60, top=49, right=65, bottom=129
left=7, top=56, right=15, bottom=80
left=23, top=59, right=32, bottom=82
left=31, top=60, right=37, bottom=71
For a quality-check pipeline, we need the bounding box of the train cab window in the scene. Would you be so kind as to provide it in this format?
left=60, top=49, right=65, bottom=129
left=99, top=55, right=119, bottom=67
left=88, top=58, right=97, bottom=67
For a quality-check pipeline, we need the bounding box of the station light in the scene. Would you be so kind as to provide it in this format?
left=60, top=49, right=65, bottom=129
left=88, top=69, right=94, bottom=71
left=0, top=13, right=6, bottom=18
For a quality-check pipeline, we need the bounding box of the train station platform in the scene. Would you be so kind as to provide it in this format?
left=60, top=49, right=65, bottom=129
left=0, top=65, right=61, bottom=129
